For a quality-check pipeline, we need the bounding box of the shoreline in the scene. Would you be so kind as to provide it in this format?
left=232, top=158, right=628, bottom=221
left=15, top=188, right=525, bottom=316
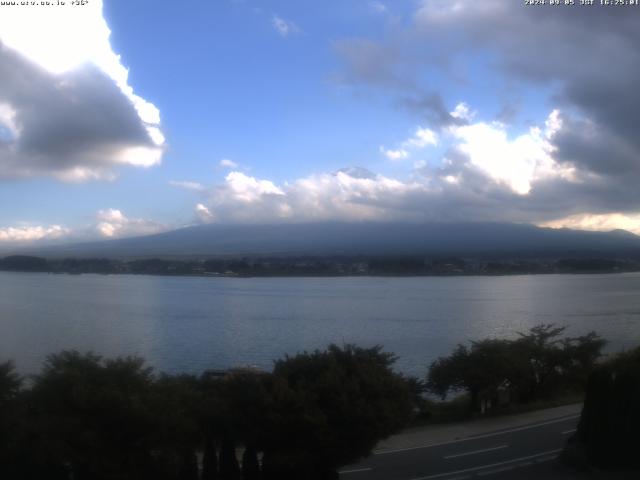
left=1, top=269, right=639, bottom=278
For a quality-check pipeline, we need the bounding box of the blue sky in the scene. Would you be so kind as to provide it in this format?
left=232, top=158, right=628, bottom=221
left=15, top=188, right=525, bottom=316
left=1, top=1, right=639, bottom=243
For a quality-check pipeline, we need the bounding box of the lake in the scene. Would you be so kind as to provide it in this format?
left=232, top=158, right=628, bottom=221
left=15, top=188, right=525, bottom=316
left=1, top=271, right=640, bottom=377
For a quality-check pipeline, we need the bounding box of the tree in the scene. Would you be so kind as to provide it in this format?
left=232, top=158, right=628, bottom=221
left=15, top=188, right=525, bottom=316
left=219, top=435, right=241, bottom=480
left=241, top=445, right=260, bottom=480
left=560, top=331, right=607, bottom=390
left=201, top=435, right=219, bottom=480
left=0, top=361, right=21, bottom=404
left=263, top=344, right=414, bottom=478
left=511, top=324, right=569, bottom=401
left=26, top=351, right=156, bottom=480
left=216, top=369, right=271, bottom=480
left=149, top=373, right=202, bottom=480
left=576, top=346, right=640, bottom=468
left=427, top=325, right=606, bottom=413
left=0, top=361, right=24, bottom=479
left=512, top=325, right=605, bottom=402
left=427, top=340, right=513, bottom=413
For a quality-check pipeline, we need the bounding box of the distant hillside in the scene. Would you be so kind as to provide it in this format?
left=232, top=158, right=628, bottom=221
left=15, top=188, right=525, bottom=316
left=20, top=222, right=640, bottom=259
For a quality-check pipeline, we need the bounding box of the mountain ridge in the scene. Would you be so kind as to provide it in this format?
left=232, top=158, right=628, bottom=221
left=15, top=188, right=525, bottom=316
left=15, top=221, right=640, bottom=259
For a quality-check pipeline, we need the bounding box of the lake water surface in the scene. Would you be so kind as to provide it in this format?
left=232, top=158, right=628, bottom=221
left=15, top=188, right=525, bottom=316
left=1, top=271, right=640, bottom=377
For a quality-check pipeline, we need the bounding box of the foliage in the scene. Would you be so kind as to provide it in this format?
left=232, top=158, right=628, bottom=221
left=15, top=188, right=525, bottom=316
left=0, top=360, right=21, bottom=405
left=0, top=344, right=415, bottom=479
left=148, top=373, right=202, bottom=479
left=427, top=324, right=606, bottom=413
left=26, top=351, right=157, bottom=480
left=577, top=346, right=640, bottom=468
left=0, top=332, right=612, bottom=479
left=263, top=344, right=414, bottom=478
left=0, top=361, right=23, bottom=478
left=427, top=339, right=514, bottom=411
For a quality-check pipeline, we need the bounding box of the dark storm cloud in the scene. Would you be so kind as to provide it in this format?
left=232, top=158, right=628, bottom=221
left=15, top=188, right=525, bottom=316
left=0, top=43, right=160, bottom=180
left=553, top=114, right=640, bottom=177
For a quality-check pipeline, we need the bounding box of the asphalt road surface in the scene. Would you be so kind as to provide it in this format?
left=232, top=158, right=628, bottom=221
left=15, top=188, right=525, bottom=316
left=339, top=413, right=580, bottom=480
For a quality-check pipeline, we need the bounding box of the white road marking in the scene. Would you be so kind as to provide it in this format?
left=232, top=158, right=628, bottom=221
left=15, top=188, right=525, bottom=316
left=562, top=429, right=577, bottom=435
left=535, top=455, right=559, bottom=463
left=375, top=415, right=579, bottom=455
left=407, top=448, right=563, bottom=480
left=477, top=465, right=514, bottom=476
left=444, top=445, right=508, bottom=460
left=339, top=467, right=372, bottom=474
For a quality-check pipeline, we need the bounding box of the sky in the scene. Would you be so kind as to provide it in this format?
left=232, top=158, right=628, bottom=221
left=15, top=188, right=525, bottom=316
left=1, top=0, right=640, bottom=245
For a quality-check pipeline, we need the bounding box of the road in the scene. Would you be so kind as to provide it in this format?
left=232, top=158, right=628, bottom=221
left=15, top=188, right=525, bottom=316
left=339, top=412, right=580, bottom=480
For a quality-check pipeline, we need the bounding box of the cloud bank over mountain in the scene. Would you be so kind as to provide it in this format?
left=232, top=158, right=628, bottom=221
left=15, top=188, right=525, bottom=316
left=324, top=1, right=640, bottom=232
left=2, top=1, right=640, bottom=243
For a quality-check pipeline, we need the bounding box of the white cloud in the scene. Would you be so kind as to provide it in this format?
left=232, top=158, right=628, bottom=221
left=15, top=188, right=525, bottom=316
left=97, top=209, right=127, bottom=223
left=380, top=147, right=409, bottom=161
left=0, top=224, right=70, bottom=243
left=225, top=171, right=285, bottom=202
left=0, top=0, right=164, bottom=181
left=195, top=203, right=214, bottom=223
left=381, top=126, right=438, bottom=161
left=0, top=210, right=167, bottom=245
left=169, top=180, right=206, bottom=191
left=272, top=15, right=299, bottom=37
left=541, top=213, right=640, bottom=236
left=447, top=109, right=571, bottom=195
left=407, top=127, right=438, bottom=148
left=96, top=209, right=165, bottom=238
left=443, top=175, right=459, bottom=185
left=190, top=157, right=640, bottom=235
left=138, top=91, right=638, bottom=237
left=197, top=168, right=425, bottom=224
left=219, top=158, right=239, bottom=169
left=190, top=105, right=600, bottom=226
left=450, top=102, right=474, bottom=122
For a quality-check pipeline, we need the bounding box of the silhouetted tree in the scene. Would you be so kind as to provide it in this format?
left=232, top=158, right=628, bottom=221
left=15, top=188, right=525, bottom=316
left=560, top=331, right=607, bottom=390
left=241, top=445, right=260, bottom=480
left=178, top=450, right=199, bottom=480
left=263, top=344, right=414, bottom=478
left=25, top=351, right=156, bottom=480
left=511, top=324, right=570, bottom=401
left=219, top=435, right=241, bottom=480
left=149, top=373, right=202, bottom=480
left=0, top=361, right=24, bottom=479
left=576, top=346, right=640, bottom=468
left=427, top=339, right=513, bottom=413
left=0, top=361, right=20, bottom=403
left=512, top=325, right=605, bottom=402
left=202, top=435, right=219, bottom=480
left=427, top=325, right=606, bottom=413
